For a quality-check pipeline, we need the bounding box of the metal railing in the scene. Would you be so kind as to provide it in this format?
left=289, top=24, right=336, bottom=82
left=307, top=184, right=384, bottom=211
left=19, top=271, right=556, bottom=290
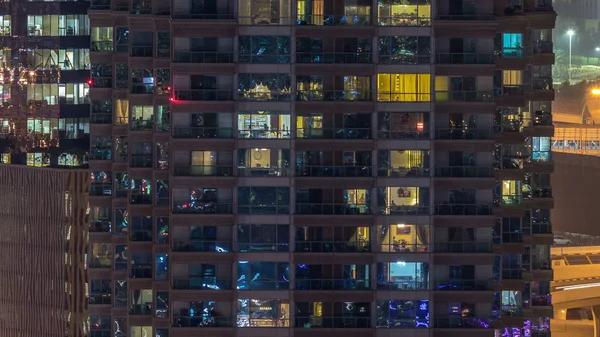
left=296, top=52, right=372, bottom=64
left=433, top=242, right=492, bottom=253
left=295, top=241, right=370, bottom=253
left=173, top=127, right=233, bottom=139
left=173, top=51, right=234, bottom=63
left=295, top=165, right=372, bottom=177
left=296, top=90, right=372, bottom=101
left=436, top=53, right=494, bottom=64
left=435, top=91, right=494, bottom=102
left=173, top=165, right=233, bottom=177
left=434, top=204, right=493, bottom=216
left=435, top=166, right=493, bottom=178
left=173, top=90, right=233, bottom=101
left=295, top=279, right=370, bottom=291
left=295, top=203, right=371, bottom=215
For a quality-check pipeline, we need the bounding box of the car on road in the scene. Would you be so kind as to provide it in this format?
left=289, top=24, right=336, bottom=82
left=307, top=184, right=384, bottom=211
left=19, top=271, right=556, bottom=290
left=554, top=236, right=572, bottom=245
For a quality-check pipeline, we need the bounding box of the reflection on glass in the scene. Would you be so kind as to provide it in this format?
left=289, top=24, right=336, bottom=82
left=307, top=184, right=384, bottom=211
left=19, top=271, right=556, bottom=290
left=237, top=299, right=290, bottom=327
left=295, top=226, right=370, bottom=252
left=377, top=150, right=429, bottom=177
left=237, top=262, right=290, bottom=290
left=295, top=264, right=370, bottom=290
left=377, top=262, right=429, bottom=290
left=238, top=73, right=291, bottom=101
left=376, top=300, right=430, bottom=328
left=237, top=149, right=291, bottom=177
left=237, top=187, right=290, bottom=214
left=237, top=111, right=291, bottom=138
left=377, top=0, right=431, bottom=26
left=238, top=224, right=290, bottom=252
left=238, top=0, right=292, bottom=25
left=377, top=74, right=431, bottom=102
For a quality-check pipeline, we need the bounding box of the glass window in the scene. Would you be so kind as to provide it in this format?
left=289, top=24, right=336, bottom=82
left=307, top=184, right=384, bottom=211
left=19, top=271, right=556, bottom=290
left=377, top=261, right=429, bottom=290
left=130, top=289, right=152, bottom=315
left=237, top=299, right=290, bottom=327
left=378, top=36, right=430, bottom=64
left=377, top=149, right=429, bottom=176
left=91, top=27, right=113, bottom=51
left=239, top=0, right=292, bottom=25
left=237, top=111, right=291, bottom=138
left=237, top=224, right=290, bottom=252
left=237, top=187, right=290, bottom=214
left=377, top=187, right=429, bottom=215
left=0, top=16, right=10, bottom=36
left=375, top=224, right=429, bottom=252
left=130, top=327, right=152, bottom=337
left=377, top=0, right=431, bottom=26
left=295, top=189, right=371, bottom=215
left=295, top=226, right=370, bottom=252
left=237, top=262, right=290, bottom=290
left=377, top=74, right=431, bottom=102
left=503, top=33, right=523, bottom=58
left=377, top=112, right=429, bottom=139
left=376, top=300, right=430, bottom=328
left=155, top=254, right=168, bottom=280
left=237, top=149, right=291, bottom=177
left=296, top=0, right=372, bottom=26
left=503, top=70, right=522, bottom=85
left=238, top=74, right=291, bottom=101
left=532, top=137, right=551, bottom=162
left=239, top=36, right=290, bottom=63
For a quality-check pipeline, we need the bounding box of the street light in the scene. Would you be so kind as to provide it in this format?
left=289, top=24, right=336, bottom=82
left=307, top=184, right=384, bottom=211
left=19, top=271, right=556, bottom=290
left=567, top=29, right=575, bottom=82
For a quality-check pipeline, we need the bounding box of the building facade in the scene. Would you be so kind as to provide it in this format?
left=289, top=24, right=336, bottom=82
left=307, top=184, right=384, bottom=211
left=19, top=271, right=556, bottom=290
left=0, top=164, right=88, bottom=337
left=87, top=1, right=555, bottom=337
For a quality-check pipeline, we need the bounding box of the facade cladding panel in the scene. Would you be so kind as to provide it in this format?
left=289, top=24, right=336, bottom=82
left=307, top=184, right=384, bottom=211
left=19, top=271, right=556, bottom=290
left=0, top=165, right=88, bottom=337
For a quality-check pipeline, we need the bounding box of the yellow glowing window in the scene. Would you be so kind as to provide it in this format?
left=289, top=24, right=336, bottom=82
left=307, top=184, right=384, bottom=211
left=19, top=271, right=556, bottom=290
left=434, top=76, right=449, bottom=101
left=377, top=74, right=430, bottom=102
left=115, top=99, right=129, bottom=125
left=503, top=71, right=522, bottom=85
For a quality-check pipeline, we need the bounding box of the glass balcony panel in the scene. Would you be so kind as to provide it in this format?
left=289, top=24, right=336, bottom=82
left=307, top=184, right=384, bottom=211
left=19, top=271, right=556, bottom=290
left=377, top=0, right=431, bottom=26
left=434, top=242, right=492, bottom=253
left=295, top=226, right=370, bottom=253
left=377, top=187, right=429, bottom=215
left=237, top=149, right=291, bottom=177
left=238, top=111, right=291, bottom=139
left=377, top=262, right=429, bottom=290
left=436, top=53, right=494, bottom=64
left=238, top=224, right=290, bottom=252
left=236, top=262, right=290, bottom=290
left=434, top=279, right=491, bottom=291
left=434, top=166, right=492, bottom=177
left=376, top=224, right=429, bottom=252
left=295, top=188, right=371, bottom=215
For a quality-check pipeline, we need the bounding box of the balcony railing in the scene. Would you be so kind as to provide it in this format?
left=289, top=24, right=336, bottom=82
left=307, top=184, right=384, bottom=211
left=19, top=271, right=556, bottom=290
left=172, top=316, right=234, bottom=328
left=88, top=294, right=111, bottom=305
left=435, top=166, right=493, bottom=178
left=434, top=279, right=491, bottom=291
left=173, top=165, right=233, bottom=177
left=378, top=205, right=430, bottom=216
left=435, top=91, right=494, bottom=102
left=173, top=51, right=234, bottom=63
left=534, top=41, right=553, bottom=53
left=173, top=90, right=233, bottom=101
left=172, top=241, right=232, bottom=252
left=377, top=280, right=428, bottom=291
left=296, top=128, right=371, bottom=139
left=297, top=14, right=372, bottom=26
left=296, top=52, right=372, bottom=64
left=296, top=90, right=372, bottom=101
left=296, top=165, right=372, bottom=177
left=433, top=242, right=492, bottom=253
left=434, top=204, right=493, bottom=216
left=378, top=167, right=429, bottom=177
left=173, top=127, right=233, bottom=139
left=171, top=13, right=235, bottom=20
left=172, top=278, right=231, bottom=290
left=295, top=203, right=371, bottom=215
left=238, top=242, right=290, bottom=252
left=91, top=113, right=112, bottom=124
left=435, top=128, right=494, bottom=140
left=89, top=221, right=111, bottom=233
left=436, top=53, right=494, bottom=64
left=294, top=317, right=371, bottom=328
left=377, top=243, right=428, bottom=253
left=130, top=46, right=153, bottom=57
left=295, top=279, right=370, bottom=291
left=434, top=317, right=494, bottom=329
left=130, top=154, right=152, bottom=168
left=296, top=241, right=370, bottom=253
left=172, top=201, right=233, bottom=214
left=237, top=167, right=289, bottom=177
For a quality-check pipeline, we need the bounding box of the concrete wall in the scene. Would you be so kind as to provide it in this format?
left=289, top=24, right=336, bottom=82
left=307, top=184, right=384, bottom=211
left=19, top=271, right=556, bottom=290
left=552, top=152, right=600, bottom=235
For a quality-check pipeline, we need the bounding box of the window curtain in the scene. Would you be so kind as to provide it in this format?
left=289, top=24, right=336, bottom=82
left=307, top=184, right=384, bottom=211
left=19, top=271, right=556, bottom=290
left=417, top=74, right=430, bottom=101
left=415, top=225, right=429, bottom=248
left=312, top=0, right=324, bottom=25
left=394, top=74, right=417, bottom=101
left=115, top=99, right=129, bottom=124
left=238, top=0, right=252, bottom=24
left=280, top=0, right=291, bottom=25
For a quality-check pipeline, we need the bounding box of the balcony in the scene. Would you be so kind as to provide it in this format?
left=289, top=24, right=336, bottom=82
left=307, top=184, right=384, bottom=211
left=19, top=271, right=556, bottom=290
left=296, top=128, right=371, bottom=139
left=296, top=165, right=372, bottom=177
left=173, top=127, right=233, bottom=139
left=434, top=317, right=494, bottom=329
left=295, top=279, right=370, bottom=291
left=172, top=316, right=234, bottom=328
left=173, top=90, right=233, bottom=101
left=435, top=128, right=494, bottom=140
left=172, top=241, right=232, bottom=253
left=434, top=166, right=493, bottom=178
left=433, top=241, right=492, bottom=253
left=296, top=90, right=372, bottom=102
left=295, top=240, right=370, bottom=253
left=297, top=14, right=371, bottom=26
left=296, top=52, right=372, bottom=64
left=173, top=165, right=233, bottom=177
left=434, top=204, right=493, bottom=216
left=173, top=52, right=234, bottom=63
left=90, top=221, right=111, bottom=233
left=435, top=14, right=494, bottom=20
left=172, top=278, right=231, bottom=290
left=434, top=279, right=492, bottom=291
left=534, top=41, right=553, bottom=54
left=295, top=203, right=371, bottom=215
left=172, top=201, right=233, bottom=214
left=130, top=154, right=152, bottom=168
left=294, top=317, right=371, bottom=328
left=436, top=53, right=494, bottom=64
left=435, top=91, right=494, bottom=102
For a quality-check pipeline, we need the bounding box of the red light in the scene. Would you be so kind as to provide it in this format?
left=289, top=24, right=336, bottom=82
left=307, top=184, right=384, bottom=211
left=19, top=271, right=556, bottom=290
left=87, top=79, right=93, bottom=85
left=169, top=97, right=175, bottom=102
left=167, top=86, right=171, bottom=91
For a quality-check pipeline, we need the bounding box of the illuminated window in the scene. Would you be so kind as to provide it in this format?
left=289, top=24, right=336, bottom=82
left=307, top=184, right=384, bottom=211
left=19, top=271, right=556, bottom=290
left=501, top=180, right=521, bottom=205
left=115, top=99, right=129, bottom=125
left=377, top=0, right=431, bottom=26
left=239, top=0, right=292, bottom=25
left=503, top=71, right=522, bottom=85
left=503, top=33, right=523, bottom=58
left=27, top=153, right=49, bottom=167
left=0, top=16, right=10, bottom=36
left=377, top=74, right=431, bottom=102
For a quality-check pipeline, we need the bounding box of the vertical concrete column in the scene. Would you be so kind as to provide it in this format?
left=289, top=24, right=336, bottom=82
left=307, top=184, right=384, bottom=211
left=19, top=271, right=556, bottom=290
left=592, top=305, right=600, bottom=337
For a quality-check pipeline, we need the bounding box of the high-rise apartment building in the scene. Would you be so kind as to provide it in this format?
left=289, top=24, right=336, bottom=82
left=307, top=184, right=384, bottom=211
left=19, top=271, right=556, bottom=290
left=0, top=0, right=90, bottom=336
left=87, top=1, right=555, bottom=337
